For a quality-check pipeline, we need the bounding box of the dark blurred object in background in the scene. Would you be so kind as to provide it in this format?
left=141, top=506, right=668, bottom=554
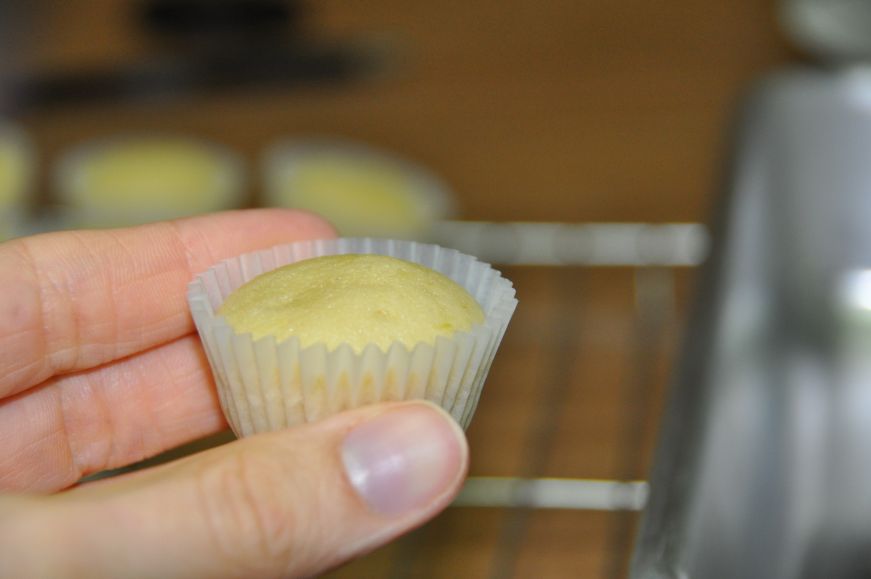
left=781, top=0, right=871, bottom=61
left=3, top=0, right=383, bottom=113
left=140, top=0, right=302, bottom=43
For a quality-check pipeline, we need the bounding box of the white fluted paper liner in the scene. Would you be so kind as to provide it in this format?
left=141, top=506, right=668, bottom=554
left=188, top=238, right=517, bottom=436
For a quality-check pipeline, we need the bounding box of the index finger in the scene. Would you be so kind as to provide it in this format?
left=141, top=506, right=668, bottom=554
left=0, top=209, right=335, bottom=399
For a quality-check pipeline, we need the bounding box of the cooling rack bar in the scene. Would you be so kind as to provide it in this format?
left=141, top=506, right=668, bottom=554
left=433, top=221, right=708, bottom=266
left=16, top=217, right=708, bottom=268
left=453, top=477, right=649, bottom=511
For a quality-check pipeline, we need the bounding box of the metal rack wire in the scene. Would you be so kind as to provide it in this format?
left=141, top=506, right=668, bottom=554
left=340, top=221, right=704, bottom=579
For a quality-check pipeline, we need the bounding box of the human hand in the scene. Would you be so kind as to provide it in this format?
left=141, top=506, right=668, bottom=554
left=0, top=210, right=468, bottom=578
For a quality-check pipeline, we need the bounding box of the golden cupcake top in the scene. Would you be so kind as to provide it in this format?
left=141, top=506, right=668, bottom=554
left=61, top=137, right=239, bottom=212
left=265, top=144, right=452, bottom=239
left=0, top=129, right=31, bottom=206
left=218, top=254, right=485, bottom=352
left=287, top=157, right=426, bottom=236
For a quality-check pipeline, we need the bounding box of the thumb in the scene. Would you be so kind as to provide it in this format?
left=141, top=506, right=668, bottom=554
left=2, top=401, right=468, bottom=579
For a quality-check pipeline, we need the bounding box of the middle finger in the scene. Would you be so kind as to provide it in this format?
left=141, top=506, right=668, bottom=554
left=0, top=335, right=226, bottom=493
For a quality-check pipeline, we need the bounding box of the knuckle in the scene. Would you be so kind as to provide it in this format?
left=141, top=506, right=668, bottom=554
left=194, top=447, right=298, bottom=573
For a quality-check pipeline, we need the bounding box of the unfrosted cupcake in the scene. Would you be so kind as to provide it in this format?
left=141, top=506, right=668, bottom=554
left=262, top=140, right=454, bottom=240
left=188, top=238, right=516, bottom=436
left=0, top=123, right=35, bottom=240
left=56, top=134, right=246, bottom=228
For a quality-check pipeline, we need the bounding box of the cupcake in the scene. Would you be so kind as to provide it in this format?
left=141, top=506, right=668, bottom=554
left=0, top=123, right=35, bottom=240
left=262, top=139, right=454, bottom=240
left=188, top=238, right=516, bottom=436
left=55, top=134, right=246, bottom=228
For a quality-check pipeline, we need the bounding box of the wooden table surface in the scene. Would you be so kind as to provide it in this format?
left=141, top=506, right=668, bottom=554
left=10, top=1, right=791, bottom=576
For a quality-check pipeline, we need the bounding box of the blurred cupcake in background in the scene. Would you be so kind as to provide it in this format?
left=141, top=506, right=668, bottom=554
left=262, top=139, right=454, bottom=240
left=0, top=123, right=36, bottom=240
left=55, top=134, right=246, bottom=229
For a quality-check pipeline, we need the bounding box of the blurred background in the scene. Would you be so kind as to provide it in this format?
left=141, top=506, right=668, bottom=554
left=0, top=0, right=795, bottom=577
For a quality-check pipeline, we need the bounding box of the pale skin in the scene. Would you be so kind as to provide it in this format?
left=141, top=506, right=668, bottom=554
left=0, top=209, right=469, bottom=578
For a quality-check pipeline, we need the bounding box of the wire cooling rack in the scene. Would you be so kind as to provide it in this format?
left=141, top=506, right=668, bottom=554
left=330, top=221, right=704, bottom=578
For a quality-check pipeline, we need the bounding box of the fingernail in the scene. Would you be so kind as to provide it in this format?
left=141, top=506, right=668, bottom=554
left=341, top=403, right=467, bottom=516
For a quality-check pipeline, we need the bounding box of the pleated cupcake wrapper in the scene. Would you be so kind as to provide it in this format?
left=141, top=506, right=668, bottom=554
left=188, top=238, right=517, bottom=436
